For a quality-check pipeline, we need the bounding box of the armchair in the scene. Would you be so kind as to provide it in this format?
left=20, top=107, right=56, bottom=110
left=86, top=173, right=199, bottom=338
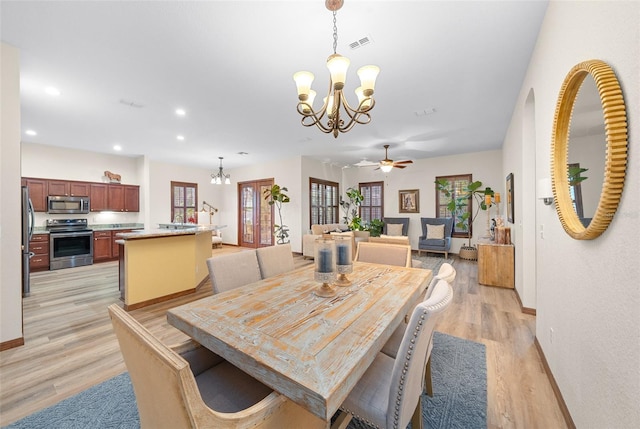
left=418, top=217, right=453, bottom=258
left=382, top=217, right=410, bottom=236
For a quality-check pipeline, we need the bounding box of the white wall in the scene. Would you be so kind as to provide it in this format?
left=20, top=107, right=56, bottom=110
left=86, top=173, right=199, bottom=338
left=344, top=150, right=503, bottom=253
left=0, top=43, right=23, bottom=345
left=503, top=1, right=640, bottom=427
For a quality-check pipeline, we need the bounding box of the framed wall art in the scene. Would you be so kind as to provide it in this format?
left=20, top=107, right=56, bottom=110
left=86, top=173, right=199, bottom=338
left=399, top=189, right=419, bottom=213
left=506, top=173, right=514, bottom=223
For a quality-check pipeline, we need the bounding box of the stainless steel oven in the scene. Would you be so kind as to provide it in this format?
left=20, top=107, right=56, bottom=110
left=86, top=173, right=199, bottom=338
left=47, top=219, right=93, bottom=270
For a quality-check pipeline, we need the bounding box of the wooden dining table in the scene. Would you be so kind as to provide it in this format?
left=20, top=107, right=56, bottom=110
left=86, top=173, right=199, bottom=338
left=167, top=261, right=432, bottom=424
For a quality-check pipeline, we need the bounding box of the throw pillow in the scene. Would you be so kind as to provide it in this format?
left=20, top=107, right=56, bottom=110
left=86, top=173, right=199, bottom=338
left=387, top=223, right=404, bottom=236
left=426, top=224, right=445, bottom=239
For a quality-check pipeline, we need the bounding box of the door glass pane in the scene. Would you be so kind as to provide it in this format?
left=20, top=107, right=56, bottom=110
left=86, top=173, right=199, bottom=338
left=259, top=184, right=273, bottom=245
left=242, top=187, right=254, bottom=244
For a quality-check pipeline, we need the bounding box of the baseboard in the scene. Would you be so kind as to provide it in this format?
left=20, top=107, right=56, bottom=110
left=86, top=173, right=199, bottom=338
left=534, top=337, right=576, bottom=429
left=0, top=336, right=25, bottom=351
left=123, top=288, right=196, bottom=311
left=514, top=287, right=536, bottom=315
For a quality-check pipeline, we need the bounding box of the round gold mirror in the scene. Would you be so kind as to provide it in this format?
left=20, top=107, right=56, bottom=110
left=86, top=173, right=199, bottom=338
left=551, top=59, right=628, bottom=240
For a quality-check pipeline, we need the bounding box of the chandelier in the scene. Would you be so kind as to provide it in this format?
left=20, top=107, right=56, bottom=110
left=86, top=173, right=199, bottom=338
left=293, top=0, right=380, bottom=138
left=210, top=157, right=230, bottom=185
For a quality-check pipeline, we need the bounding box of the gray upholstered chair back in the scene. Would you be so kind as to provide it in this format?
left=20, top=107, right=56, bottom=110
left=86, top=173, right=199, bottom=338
left=387, top=279, right=453, bottom=429
left=420, top=217, right=454, bottom=238
left=256, top=244, right=295, bottom=279
left=207, top=250, right=262, bottom=294
left=382, top=217, right=410, bottom=236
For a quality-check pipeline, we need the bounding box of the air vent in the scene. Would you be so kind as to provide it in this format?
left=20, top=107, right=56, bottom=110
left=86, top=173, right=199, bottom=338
left=349, top=35, right=373, bottom=50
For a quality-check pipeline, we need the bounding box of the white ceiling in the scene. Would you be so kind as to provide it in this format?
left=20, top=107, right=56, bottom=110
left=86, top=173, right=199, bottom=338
left=1, top=0, right=548, bottom=171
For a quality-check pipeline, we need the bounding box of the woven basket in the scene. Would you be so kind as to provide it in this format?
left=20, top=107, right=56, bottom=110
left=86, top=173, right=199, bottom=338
left=459, top=246, right=478, bottom=261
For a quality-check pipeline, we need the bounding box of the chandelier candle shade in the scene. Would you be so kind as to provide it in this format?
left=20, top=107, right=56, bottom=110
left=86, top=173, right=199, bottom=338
left=211, top=157, right=230, bottom=185
left=294, top=0, right=380, bottom=137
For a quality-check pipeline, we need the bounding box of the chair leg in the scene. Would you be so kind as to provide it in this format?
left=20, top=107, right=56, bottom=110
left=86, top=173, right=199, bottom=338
left=425, top=356, right=433, bottom=397
left=411, top=396, right=423, bottom=429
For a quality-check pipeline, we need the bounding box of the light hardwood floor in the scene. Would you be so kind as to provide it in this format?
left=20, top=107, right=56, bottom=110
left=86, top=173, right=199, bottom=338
left=0, top=246, right=567, bottom=428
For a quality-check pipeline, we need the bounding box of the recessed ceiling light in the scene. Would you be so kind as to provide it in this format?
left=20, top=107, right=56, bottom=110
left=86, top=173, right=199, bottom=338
left=175, top=108, right=186, bottom=116
left=45, top=86, right=60, bottom=96
left=25, top=130, right=37, bottom=136
left=113, top=145, right=122, bottom=151
left=177, top=135, right=185, bottom=141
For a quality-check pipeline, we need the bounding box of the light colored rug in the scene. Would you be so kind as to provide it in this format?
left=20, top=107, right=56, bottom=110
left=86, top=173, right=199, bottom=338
left=413, top=254, right=454, bottom=273
left=4, top=333, right=486, bottom=429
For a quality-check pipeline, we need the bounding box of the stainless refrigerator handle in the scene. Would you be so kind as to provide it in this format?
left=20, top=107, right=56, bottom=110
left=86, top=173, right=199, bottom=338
left=28, top=198, right=34, bottom=241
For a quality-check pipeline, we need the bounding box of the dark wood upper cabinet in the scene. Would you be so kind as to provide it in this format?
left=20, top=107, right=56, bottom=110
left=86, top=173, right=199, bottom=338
left=69, top=182, right=90, bottom=196
left=124, top=185, right=139, bottom=212
left=47, top=180, right=69, bottom=196
left=90, top=184, right=108, bottom=211
left=108, top=185, right=125, bottom=212
left=22, top=178, right=48, bottom=212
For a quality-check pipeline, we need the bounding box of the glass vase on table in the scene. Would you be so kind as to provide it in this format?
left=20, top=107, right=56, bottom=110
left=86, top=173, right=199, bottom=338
left=333, top=236, right=352, bottom=286
left=314, top=238, right=337, bottom=297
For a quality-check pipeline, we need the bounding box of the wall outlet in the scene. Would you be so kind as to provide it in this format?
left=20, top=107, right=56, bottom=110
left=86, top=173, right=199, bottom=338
left=550, top=327, right=554, bottom=344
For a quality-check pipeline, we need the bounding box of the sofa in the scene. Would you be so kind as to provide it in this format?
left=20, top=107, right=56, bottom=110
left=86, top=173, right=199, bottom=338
left=418, top=217, right=454, bottom=258
left=302, top=224, right=369, bottom=259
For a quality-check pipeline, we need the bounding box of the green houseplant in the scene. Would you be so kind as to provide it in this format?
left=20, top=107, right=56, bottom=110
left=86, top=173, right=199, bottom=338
left=366, top=218, right=384, bottom=237
left=263, top=184, right=290, bottom=244
left=339, top=187, right=365, bottom=231
left=435, top=178, right=494, bottom=260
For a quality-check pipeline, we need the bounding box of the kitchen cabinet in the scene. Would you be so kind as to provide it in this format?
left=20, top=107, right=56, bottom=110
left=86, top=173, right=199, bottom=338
left=48, top=180, right=90, bottom=196
left=108, top=184, right=139, bottom=212
left=478, top=242, right=514, bottom=288
left=124, top=186, right=139, bottom=212
left=90, top=184, right=108, bottom=211
left=29, top=233, right=50, bottom=271
left=108, top=185, right=125, bottom=211
left=93, top=231, right=113, bottom=262
left=22, top=178, right=47, bottom=212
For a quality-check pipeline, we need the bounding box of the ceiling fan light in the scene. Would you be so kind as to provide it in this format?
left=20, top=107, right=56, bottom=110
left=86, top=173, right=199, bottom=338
left=327, top=54, right=350, bottom=90
left=293, top=71, right=314, bottom=101
left=380, top=164, right=393, bottom=173
left=357, top=65, right=380, bottom=96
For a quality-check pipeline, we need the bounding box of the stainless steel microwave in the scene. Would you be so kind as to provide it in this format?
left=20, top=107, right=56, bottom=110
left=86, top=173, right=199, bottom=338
left=47, top=196, right=90, bottom=214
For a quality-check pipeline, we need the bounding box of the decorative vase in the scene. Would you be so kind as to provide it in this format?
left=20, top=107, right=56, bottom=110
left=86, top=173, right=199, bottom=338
left=314, top=239, right=337, bottom=297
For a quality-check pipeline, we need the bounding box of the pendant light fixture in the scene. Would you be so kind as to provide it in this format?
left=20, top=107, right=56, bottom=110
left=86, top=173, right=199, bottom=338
left=293, top=0, right=380, bottom=138
left=210, top=157, right=230, bottom=185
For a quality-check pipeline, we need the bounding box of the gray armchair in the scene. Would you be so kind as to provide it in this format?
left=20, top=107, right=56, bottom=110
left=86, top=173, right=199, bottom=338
left=382, top=217, right=410, bottom=236
left=418, top=217, right=453, bottom=258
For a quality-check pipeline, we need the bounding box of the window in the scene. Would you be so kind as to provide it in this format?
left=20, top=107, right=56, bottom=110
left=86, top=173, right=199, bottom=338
left=435, top=174, right=472, bottom=238
left=309, top=178, right=339, bottom=225
left=171, top=181, right=198, bottom=224
left=359, top=181, right=384, bottom=223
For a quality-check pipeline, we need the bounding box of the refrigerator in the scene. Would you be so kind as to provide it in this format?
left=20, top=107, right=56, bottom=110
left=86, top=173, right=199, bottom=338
left=21, top=186, right=34, bottom=297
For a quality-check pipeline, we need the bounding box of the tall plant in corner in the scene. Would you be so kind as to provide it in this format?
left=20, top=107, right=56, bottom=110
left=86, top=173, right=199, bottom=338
left=264, top=184, right=290, bottom=244
left=435, top=178, right=494, bottom=249
left=339, top=187, right=364, bottom=231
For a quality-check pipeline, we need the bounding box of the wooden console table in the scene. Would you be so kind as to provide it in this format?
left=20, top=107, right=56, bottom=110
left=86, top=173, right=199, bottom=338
left=478, top=242, right=514, bottom=288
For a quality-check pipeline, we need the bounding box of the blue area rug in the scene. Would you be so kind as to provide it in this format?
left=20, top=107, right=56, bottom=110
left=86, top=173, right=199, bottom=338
left=4, top=332, right=486, bottom=429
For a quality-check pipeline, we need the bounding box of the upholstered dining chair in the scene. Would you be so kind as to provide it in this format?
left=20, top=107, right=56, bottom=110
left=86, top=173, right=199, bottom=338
left=256, top=244, right=295, bottom=279
left=354, top=242, right=412, bottom=268
left=108, top=304, right=315, bottom=429
left=337, top=280, right=453, bottom=429
left=381, top=263, right=457, bottom=397
left=207, top=250, right=262, bottom=294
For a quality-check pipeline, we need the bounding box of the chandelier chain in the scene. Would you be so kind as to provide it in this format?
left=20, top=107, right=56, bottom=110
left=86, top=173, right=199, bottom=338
left=332, top=11, right=338, bottom=54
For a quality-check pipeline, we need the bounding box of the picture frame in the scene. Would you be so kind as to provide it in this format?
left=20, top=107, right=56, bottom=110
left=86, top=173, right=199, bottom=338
left=506, top=173, right=514, bottom=223
left=399, top=189, right=420, bottom=213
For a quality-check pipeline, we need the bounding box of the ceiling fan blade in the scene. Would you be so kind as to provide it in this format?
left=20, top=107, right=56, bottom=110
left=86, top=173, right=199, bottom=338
left=394, top=160, right=413, bottom=165
left=394, top=165, right=407, bottom=169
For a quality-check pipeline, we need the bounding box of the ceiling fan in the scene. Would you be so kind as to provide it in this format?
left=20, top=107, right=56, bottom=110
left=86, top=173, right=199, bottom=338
left=376, top=144, right=413, bottom=171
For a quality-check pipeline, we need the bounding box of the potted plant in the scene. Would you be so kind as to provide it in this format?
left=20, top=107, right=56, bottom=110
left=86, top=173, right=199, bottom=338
left=435, top=178, right=494, bottom=260
left=263, top=184, right=290, bottom=244
left=339, top=187, right=365, bottom=231
left=366, top=218, right=384, bottom=237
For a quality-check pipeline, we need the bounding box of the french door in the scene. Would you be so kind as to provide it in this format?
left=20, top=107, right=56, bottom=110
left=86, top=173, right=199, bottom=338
left=238, top=179, right=274, bottom=248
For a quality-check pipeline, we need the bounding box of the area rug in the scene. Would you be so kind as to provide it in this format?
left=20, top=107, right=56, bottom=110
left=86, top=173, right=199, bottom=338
left=4, top=333, right=485, bottom=429
left=413, top=254, right=454, bottom=274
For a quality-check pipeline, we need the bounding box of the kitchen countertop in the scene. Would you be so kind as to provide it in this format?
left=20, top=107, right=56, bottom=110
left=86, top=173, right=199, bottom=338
left=116, top=224, right=219, bottom=240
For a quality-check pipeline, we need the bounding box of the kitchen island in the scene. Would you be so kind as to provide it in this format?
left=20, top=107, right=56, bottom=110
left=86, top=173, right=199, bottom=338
left=115, top=225, right=215, bottom=310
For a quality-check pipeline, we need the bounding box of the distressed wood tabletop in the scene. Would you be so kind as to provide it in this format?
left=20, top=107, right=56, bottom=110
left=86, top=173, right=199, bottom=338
left=167, top=261, right=432, bottom=421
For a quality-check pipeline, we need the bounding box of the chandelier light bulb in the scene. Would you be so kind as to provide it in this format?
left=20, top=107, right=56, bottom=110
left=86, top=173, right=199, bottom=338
left=303, top=90, right=317, bottom=113
left=326, top=54, right=350, bottom=90
left=355, top=87, right=372, bottom=110
left=357, top=65, right=380, bottom=96
left=293, top=71, right=315, bottom=101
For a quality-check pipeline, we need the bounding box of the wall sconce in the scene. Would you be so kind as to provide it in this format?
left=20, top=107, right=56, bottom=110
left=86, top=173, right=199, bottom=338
left=537, top=178, right=554, bottom=205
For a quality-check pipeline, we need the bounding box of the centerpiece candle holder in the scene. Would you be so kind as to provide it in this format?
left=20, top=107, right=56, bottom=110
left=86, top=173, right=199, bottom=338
left=333, top=236, right=353, bottom=286
left=314, top=238, right=337, bottom=297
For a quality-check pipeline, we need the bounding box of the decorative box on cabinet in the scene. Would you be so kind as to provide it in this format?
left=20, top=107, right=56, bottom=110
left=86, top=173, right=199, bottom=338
left=478, top=242, right=514, bottom=288
left=29, top=234, right=50, bottom=271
